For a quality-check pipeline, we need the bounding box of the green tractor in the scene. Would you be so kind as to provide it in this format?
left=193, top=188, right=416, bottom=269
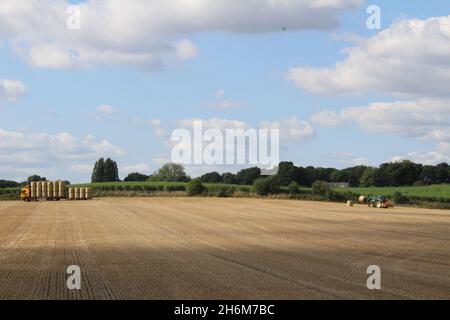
left=366, top=195, right=389, bottom=208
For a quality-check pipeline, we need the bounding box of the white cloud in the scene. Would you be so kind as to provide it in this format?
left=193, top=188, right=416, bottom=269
left=0, top=0, right=361, bottom=69
left=323, top=152, right=372, bottom=167
left=315, top=99, right=450, bottom=165
left=0, top=79, right=26, bottom=101
left=152, top=156, right=171, bottom=165
left=260, top=116, right=316, bottom=141
left=122, top=163, right=150, bottom=174
left=175, top=39, right=198, bottom=60
left=208, top=100, right=243, bottom=110
left=216, top=89, right=225, bottom=99
left=69, top=164, right=92, bottom=174
left=340, top=99, right=450, bottom=138
left=176, top=117, right=315, bottom=142
left=0, top=128, right=124, bottom=180
left=287, top=16, right=450, bottom=98
left=310, top=110, right=344, bottom=127
left=391, top=142, right=450, bottom=165
left=149, top=119, right=166, bottom=137
left=98, top=104, right=118, bottom=115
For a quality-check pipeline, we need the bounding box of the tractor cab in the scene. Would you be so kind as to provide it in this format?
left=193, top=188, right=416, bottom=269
left=20, top=185, right=31, bottom=201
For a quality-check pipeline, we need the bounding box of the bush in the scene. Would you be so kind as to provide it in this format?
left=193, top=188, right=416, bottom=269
left=312, top=181, right=330, bottom=196
left=413, top=180, right=425, bottom=186
left=186, top=179, right=206, bottom=196
left=206, top=185, right=236, bottom=197
left=164, top=185, right=186, bottom=193
left=392, top=191, right=410, bottom=204
left=288, top=182, right=301, bottom=195
left=253, top=176, right=280, bottom=196
left=124, top=172, right=149, bottom=182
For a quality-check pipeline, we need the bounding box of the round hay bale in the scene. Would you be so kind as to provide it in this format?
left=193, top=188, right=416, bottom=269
left=347, top=200, right=354, bottom=207
left=68, top=188, right=75, bottom=200
left=358, top=195, right=366, bottom=203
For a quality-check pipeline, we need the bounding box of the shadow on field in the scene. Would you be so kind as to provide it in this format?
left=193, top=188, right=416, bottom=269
left=0, top=246, right=449, bottom=300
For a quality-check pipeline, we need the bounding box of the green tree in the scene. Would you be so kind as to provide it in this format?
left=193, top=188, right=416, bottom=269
left=200, top=171, right=222, bottom=183
left=312, top=181, right=330, bottom=195
left=287, top=181, right=301, bottom=195
left=124, top=172, right=149, bottom=182
left=359, top=167, right=377, bottom=187
left=221, top=172, right=237, bottom=184
left=253, top=176, right=280, bottom=196
left=235, top=167, right=261, bottom=185
left=104, top=158, right=120, bottom=182
left=277, top=162, right=296, bottom=186
left=91, top=158, right=119, bottom=182
left=27, top=175, right=47, bottom=183
left=91, top=158, right=105, bottom=182
left=149, top=163, right=190, bottom=182
left=186, top=179, right=206, bottom=196
left=0, top=180, right=21, bottom=188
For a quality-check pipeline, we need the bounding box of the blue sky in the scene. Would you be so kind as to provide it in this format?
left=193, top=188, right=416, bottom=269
left=0, top=0, right=449, bottom=182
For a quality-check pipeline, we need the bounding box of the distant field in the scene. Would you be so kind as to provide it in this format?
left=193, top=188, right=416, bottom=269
left=337, top=184, right=450, bottom=199
left=72, top=181, right=250, bottom=190
left=2, top=182, right=450, bottom=206
left=73, top=181, right=188, bottom=188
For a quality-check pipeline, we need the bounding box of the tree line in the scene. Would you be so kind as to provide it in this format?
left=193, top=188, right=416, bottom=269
left=2, top=158, right=449, bottom=189
left=124, top=160, right=450, bottom=188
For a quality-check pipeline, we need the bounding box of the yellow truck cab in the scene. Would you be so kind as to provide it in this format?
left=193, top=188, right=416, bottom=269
left=20, top=185, right=31, bottom=201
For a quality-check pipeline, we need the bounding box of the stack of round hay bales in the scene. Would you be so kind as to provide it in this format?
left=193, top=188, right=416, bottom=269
left=53, top=181, right=59, bottom=199
left=41, top=181, right=47, bottom=198
left=36, top=181, right=42, bottom=198
left=80, top=188, right=86, bottom=200
left=85, top=188, right=92, bottom=200
left=59, top=181, right=65, bottom=199
left=30, top=181, right=37, bottom=198
left=68, top=188, right=75, bottom=200
left=47, top=181, right=53, bottom=199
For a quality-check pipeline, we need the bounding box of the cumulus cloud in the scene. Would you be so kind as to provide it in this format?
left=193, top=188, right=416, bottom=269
left=391, top=142, right=450, bottom=165
left=69, top=164, right=92, bottom=174
left=310, top=110, right=344, bottom=127
left=0, top=0, right=360, bottom=69
left=340, top=99, right=450, bottom=138
left=287, top=16, right=450, bottom=98
left=0, top=128, right=124, bottom=180
left=314, top=99, right=450, bottom=165
left=174, top=39, right=199, bottom=60
left=122, top=163, right=150, bottom=175
left=98, top=104, right=118, bottom=115
left=260, top=116, right=316, bottom=141
left=0, top=79, right=26, bottom=101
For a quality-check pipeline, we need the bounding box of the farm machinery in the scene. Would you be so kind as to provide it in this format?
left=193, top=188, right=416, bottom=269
left=358, top=195, right=392, bottom=208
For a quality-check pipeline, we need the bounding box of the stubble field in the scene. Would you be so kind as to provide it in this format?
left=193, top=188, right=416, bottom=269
left=0, top=198, right=449, bottom=299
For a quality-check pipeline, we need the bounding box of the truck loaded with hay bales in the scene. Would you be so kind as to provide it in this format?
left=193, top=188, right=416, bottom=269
left=20, top=181, right=92, bottom=202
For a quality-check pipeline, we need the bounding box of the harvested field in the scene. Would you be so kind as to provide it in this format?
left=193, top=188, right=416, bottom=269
left=0, top=198, right=449, bottom=300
